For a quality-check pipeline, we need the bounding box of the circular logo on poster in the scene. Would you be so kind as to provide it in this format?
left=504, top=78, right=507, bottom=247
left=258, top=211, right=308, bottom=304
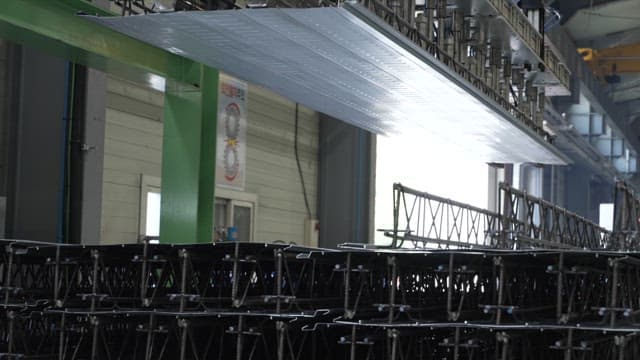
left=224, top=103, right=241, bottom=139
left=223, top=106, right=240, bottom=185
left=223, top=145, right=239, bottom=181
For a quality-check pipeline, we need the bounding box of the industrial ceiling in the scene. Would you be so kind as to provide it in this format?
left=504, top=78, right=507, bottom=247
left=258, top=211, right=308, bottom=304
left=88, top=3, right=567, bottom=164
left=559, top=0, right=640, bottom=128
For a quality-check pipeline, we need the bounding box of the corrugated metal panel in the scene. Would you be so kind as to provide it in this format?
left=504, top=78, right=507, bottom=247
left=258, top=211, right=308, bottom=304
left=246, top=84, right=318, bottom=245
left=88, top=6, right=567, bottom=164
left=100, top=76, right=318, bottom=245
left=101, top=76, right=164, bottom=245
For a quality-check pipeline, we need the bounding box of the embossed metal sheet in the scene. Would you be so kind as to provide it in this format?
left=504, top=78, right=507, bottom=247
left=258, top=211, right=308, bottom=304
left=87, top=4, right=567, bottom=164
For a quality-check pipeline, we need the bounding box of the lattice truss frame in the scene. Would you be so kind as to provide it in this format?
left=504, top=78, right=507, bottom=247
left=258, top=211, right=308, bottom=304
left=3, top=240, right=640, bottom=359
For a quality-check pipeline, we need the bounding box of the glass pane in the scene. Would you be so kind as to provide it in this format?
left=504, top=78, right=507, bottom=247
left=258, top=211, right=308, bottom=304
left=599, top=203, right=614, bottom=231
left=145, top=192, right=161, bottom=237
left=214, top=200, right=228, bottom=242
left=215, top=201, right=228, bottom=228
left=233, top=205, right=252, bottom=242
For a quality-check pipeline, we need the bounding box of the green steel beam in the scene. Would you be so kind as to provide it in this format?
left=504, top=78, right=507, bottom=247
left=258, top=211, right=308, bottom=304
left=159, top=65, right=218, bottom=244
left=0, top=0, right=200, bottom=86
left=0, top=0, right=218, bottom=244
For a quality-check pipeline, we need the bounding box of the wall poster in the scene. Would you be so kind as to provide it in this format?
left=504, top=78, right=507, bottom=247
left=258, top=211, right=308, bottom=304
left=216, top=74, right=247, bottom=190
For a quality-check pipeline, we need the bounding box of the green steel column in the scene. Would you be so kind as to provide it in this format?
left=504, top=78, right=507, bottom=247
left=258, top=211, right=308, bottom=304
left=160, top=65, right=218, bottom=244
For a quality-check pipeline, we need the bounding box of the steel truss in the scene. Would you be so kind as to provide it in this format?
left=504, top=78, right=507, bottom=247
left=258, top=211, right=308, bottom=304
left=498, top=183, right=612, bottom=250
left=389, top=183, right=501, bottom=249
left=2, top=240, right=640, bottom=359
left=390, top=182, right=613, bottom=250
left=613, top=181, right=640, bottom=249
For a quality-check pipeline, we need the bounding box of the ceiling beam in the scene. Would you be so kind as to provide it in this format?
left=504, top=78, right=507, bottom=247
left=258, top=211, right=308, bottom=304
left=613, top=87, right=640, bottom=103
left=555, top=0, right=627, bottom=24
left=623, top=98, right=640, bottom=116
left=575, top=26, right=640, bottom=50
left=609, top=77, right=640, bottom=93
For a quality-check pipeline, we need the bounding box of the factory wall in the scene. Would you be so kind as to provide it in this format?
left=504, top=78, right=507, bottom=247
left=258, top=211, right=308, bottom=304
left=563, top=164, right=614, bottom=223
left=100, top=75, right=318, bottom=245
left=101, top=77, right=164, bottom=244
left=0, top=40, right=8, bottom=231
left=244, top=84, right=318, bottom=244
left=0, top=41, right=7, bottom=199
left=4, top=45, right=67, bottom=242
left=318, top=117, right=374, bottom=247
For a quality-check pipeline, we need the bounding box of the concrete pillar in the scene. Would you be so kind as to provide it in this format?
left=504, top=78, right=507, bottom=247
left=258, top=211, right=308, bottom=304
left=0, top=40, right=10, bottom=236
left=519, top=164, right=543, bottom=197
left=69, top=67, right=106, bottom=245
left=5, top=44, right=67, bottom=241
left=318, top=115, right=374, bottom=248
left=542, top=165, right=565, bottom=207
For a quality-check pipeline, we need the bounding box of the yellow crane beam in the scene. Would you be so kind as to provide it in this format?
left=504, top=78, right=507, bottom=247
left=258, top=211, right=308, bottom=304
left=579, top=43, right=640, bottom=82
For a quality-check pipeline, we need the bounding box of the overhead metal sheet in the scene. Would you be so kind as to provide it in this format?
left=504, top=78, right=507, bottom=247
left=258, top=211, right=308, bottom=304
left=87, top=4, right=567, bottom=164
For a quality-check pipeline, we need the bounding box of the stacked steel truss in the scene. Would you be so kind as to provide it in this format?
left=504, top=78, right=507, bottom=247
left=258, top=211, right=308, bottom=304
left=3, top=182, right=640, bottom=359
left=3, top=241, right=640, bottom=359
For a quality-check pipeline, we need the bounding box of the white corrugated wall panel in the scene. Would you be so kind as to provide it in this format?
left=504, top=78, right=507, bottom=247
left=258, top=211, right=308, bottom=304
left=101, top=77, right=164, bottom=244
left=245, top=85, right=318, bottom=245
left=100, top=76, right=318, bottom=245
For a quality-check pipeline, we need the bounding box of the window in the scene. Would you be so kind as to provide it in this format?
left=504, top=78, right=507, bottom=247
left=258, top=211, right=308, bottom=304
left=375, top=134, right=489, bottom=244
left=139, top=175, right=161, bottom=242
left=213, top=188, right=258, bottom=242
left=139, top=175, right=257, bottom=242
left=599, top=203, right=614, bottom=231
left=145, top=192, right=161, bottom=237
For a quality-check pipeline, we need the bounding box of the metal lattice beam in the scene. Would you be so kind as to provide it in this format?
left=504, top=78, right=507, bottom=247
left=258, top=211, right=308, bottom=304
left=4, top=240, right=640, bottom=358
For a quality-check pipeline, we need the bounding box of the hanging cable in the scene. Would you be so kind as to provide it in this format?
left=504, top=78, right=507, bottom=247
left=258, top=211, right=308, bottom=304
left=294, top=103, right=312, bottom=219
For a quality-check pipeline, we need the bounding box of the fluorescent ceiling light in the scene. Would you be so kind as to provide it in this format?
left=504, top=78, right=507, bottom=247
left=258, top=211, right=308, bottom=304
left=87, top=4, right=567, bottom=164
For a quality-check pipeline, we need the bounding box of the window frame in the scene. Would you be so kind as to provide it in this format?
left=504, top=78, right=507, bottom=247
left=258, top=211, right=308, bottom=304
left=216, top=187, right=258, bottom=242
left=138, top=174, right=258, bottom=242
left=139, top=174, right=161, bottom=239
